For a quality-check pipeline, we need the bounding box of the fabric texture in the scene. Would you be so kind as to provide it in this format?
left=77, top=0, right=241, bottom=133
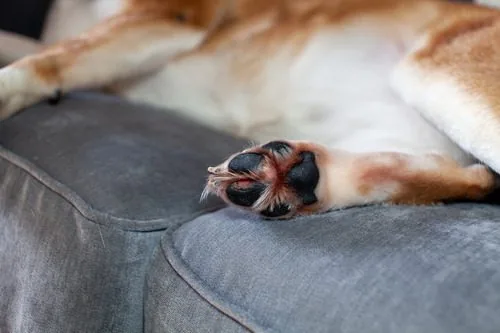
left=145, top=245, right=251, bottom=333
left=0, top=93, right=246, bottom=225
left=0, top=157, right=162, bottom=332
left=0, top=93, right=247, bottom=332
left=150, top=205, right=500, bottom=333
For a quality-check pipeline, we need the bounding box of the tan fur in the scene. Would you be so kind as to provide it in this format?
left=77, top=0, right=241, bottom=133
left=206, top=141, right=495, bottom=218
left=319, top=148, right=495, bottom=211
left=412, top=5, right=500, bottom=109
left=353, top=153, right=494, bottom=204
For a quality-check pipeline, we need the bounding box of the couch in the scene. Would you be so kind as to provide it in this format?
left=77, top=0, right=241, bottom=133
left=1, top=2, right=500, bottom=332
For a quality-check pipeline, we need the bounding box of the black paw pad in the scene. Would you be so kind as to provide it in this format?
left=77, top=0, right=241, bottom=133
left=261, top=203, right=291, bottom=218
left=228, top=153, right=263, bottom=174
left=226, top=181, right=265, bottom=207
left=48, top=89, right=63, bottom=105
left=285, top=152, right=319, bottom=205
left=262, top=141, right=292, bottom=155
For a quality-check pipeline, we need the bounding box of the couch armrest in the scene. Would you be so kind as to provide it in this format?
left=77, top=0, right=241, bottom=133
left=0, top=29, right=41, bottom=65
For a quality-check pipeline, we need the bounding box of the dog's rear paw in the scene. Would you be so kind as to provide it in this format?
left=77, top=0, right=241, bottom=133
left=203, top=140, right=330, bottom=219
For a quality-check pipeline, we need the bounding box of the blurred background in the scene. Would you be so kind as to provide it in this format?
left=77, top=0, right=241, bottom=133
left=0, top=0, right=120, bottom=43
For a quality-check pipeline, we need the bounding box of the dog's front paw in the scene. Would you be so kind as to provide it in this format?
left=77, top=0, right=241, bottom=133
left=203, top=140, right=331, bottom=219
left=0, top=66, right=55, bottom=120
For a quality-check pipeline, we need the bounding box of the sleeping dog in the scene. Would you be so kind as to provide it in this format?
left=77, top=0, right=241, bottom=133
left=1, top=0, right=500, bottom=218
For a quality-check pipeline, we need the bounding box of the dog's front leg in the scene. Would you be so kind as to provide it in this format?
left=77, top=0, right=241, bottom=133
left=0, top=11, right=204, bottom=119
left=204, top=140, right=495, bottom=219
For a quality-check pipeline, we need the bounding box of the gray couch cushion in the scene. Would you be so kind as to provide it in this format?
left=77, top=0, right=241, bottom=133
left=0, top=159, right=162, bottom=332
left=0, top=93, right=246, bottom=332
left=149, top=205, right=500, bottom=333
left=0, top=93, right=246, bottom=226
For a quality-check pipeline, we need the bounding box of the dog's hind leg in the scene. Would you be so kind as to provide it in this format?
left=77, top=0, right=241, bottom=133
left=391, top=4, right=500, bottom=173
left=0, top=11, right=204, bottom=119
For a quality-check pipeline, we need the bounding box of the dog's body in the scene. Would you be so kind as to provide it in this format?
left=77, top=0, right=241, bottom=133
left=2, top=0, right=500, bottom=218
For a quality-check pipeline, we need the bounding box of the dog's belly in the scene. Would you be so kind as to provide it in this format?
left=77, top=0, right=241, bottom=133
left=121, top=22, right=474, bottom=165
left=267, top=30, right=473, bottom=165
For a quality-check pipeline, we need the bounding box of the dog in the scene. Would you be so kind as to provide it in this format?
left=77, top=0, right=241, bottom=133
left=1, top=0, right=500, bottom=219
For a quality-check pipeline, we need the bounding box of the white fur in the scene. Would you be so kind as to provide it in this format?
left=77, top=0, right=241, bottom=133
left=392, top=62, right=499, bottom=172
left=123, top=19, right=473, bottom=166
left=0, top=67, right=56, bottom=118
left=123, top=54, right=254, bottom=133
left=287, top=28, right=468, bottom=160
left=476, top=0, right=500, bottom=8
left=42, top=0, right=124, bottom=43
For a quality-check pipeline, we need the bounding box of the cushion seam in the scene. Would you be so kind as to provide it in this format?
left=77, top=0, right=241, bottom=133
left=0, top=145, right=225, bottom=231
left=160, top=221, right=279, bottom=333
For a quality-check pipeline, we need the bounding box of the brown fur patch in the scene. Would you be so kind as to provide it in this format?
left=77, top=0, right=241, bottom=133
left=407, top=2, right=500, bottom=120
left=356, top=154, right=406, bottom=197
left=353, top=153, right=495, bottom=205
left=414, top=11, right=497, bottom=60
left=390, top=168, right=494, bottom=204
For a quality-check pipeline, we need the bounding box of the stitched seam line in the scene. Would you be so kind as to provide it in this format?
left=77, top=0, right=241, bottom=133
left=0, top=145, right=225, bottom=231
left=159, top=221, right=279, bottom=333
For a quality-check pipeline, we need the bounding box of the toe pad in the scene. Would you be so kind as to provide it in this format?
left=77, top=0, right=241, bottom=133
left=285, top=152, right=319, bottom=205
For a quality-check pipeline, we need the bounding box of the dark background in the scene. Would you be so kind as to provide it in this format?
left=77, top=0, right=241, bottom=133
left=0, top=0, right=54, bottom=39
